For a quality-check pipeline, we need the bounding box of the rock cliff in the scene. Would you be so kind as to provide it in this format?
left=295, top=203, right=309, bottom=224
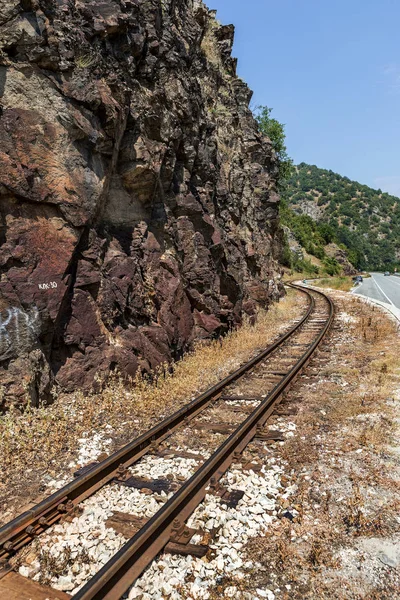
left=0, top=0, right=283, bottom=408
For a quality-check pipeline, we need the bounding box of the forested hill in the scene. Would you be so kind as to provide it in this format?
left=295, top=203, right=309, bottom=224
left=283, top=163, right=400, bottom=270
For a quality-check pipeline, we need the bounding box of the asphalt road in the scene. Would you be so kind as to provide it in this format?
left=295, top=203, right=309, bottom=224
left=354, top=272, right=400, bottom=310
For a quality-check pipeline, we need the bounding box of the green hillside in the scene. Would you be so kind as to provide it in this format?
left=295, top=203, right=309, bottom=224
left=283, top=163, right=400, bottom=271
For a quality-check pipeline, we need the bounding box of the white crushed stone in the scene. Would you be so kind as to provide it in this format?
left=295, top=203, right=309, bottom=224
left=45, top=474, right=71, bottom=491
left=126, top=460, right=292, bottom=600
left=26, top=483, right=171, bottom=594
left=68, top=429, right=114, bottom=468
left=20, top=446, right=294, bottom=598
left=129, top=455, right=205, bottom=480
left=337, top=311, right=357, bottom=324
left=268, top=420, right=296, bottom=437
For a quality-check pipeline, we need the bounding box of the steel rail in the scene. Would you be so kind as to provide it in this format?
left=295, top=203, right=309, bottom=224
left=0, top=285, right=314, bottom=558
left=73, top=283, right=334, bottom=600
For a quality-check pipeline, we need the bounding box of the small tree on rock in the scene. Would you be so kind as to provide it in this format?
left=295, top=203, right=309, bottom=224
left=255, top=105, right=293, bottom=190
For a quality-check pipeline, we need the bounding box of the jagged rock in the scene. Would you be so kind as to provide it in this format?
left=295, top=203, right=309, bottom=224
left=325, top=243, right=357, bottom=276
left=0, top=0, right=283, bottom=407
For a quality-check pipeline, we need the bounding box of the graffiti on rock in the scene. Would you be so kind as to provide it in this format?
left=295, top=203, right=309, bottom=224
left=0, top=306, right=40, bottom=358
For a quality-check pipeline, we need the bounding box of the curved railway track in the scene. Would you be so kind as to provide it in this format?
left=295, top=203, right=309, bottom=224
left=0, top=282, right=334, bottom=600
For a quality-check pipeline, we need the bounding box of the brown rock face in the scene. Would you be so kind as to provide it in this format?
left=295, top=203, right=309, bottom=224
left=0, top=0, right=283, bottom=408
left=325, top=244, right=357, bottom=276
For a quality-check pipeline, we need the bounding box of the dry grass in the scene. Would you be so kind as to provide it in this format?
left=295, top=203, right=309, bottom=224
left=280, top=430, right=320, bottom=466
left=314, top=276, right=355, bottom=291
left=343, top=484, right=399, bottom=537
left=282, top=270, right=312, bottom=282
left=0, top=291, right=305, bottom=519
left=201, top=23, right=221, bottom=67
left=358, top=307, right=397, bottom=342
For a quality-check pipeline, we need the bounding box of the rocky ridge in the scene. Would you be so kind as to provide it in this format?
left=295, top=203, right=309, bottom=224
left=0, top=0, right=282, bottom=408
left=286, top=163, right=400, bottom=271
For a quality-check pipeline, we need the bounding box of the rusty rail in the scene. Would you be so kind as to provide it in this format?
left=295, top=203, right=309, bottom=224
left=0, top=284, right=314, bottom=559
left=72, top=283, right=334, bottom=599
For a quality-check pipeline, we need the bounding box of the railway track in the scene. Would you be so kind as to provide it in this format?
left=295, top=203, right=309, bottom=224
left=0, top=282, right=334, bottom=600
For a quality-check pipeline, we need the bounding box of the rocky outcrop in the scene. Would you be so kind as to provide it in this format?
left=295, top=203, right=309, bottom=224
left=325, top=244, right=357, bottom=276
left=0, top=0, right=283, bottom=408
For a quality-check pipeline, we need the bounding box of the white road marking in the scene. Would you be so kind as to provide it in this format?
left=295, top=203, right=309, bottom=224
left=371, top=274, right=395, bottom=306
left=383, top=276, right=400, bottom=288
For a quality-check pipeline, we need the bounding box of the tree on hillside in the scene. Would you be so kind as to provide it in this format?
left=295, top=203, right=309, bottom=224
left=255, top=106, right=293, bottom=189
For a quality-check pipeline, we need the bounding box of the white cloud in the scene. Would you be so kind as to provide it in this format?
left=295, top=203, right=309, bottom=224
left=374, top=176, right=400, bottom=197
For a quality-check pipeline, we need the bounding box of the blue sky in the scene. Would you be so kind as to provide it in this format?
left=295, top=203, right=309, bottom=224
left=209, top=0, right=400, bottom=196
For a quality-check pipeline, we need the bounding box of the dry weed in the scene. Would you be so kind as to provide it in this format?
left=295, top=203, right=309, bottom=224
left=344, top=480, right=399, bottom=537
left=314, top=276, right=355, bottom=291
left=280, top=431, right=320, bottom=467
